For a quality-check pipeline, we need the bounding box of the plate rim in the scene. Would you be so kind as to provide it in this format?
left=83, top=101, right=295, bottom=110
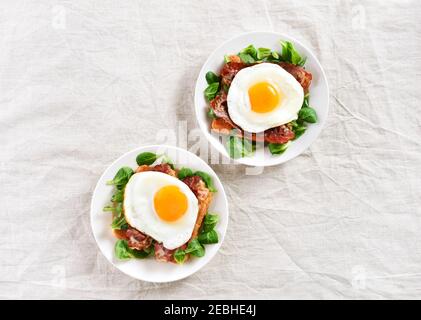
left=193, top=30, right=330, bottom=167
left=90, top=144, right=229, bottom=283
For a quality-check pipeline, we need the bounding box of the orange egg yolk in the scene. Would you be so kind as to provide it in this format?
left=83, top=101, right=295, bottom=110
left=248, top=82, right=282, bottom=113
left=154, top=185, right=188, bottom=222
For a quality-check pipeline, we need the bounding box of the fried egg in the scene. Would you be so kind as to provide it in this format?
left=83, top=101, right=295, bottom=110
left=227, top=63, right=304, bottom=133
left=124, top=171, right=199, bottom=250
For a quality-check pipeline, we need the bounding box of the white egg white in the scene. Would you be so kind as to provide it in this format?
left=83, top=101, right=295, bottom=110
left=227, top=63, right=304, bottom=133
left=124, top=171, right=199, bottom=250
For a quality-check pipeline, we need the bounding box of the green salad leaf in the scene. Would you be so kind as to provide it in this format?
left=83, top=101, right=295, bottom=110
left=194, top=171, right=217, bottom=192
left=177, top=168, right=217, bottom=192
left=185, top=239, right=205, bottom=257
left=291, top=121, right=307, bottom=140
left=240, top=45, right=258, bottom=60
left=268, top=142, right=291, bottom=155
left=102, top=202, right=123, bottom=214
left=238, top=52, right=255, bottom=64
left=111, top=214, right=128, bottom=230
left=204, top=82, right=220, bottom=101
left=173, top=214, right=220, bottom=263
left=205, top=71, right=220, bottom=85
left=198, top=229, right=219, bottom=244
left=111, top=189, right=124, bottom=203
left=106, top=167, right=134, bottom=189
left=302, top=93, right=310, bottom=108
left=131, top=245, right=154, bottom=259
left=136, top=152, right=159, bottom=166
left=298, top=107, right=318, bottom=123
left=207, top=108, right=217, bottom=119
left=178, top=167, right=194, bottom=180
left=103, top=205, right=115, bottom=212
left=174, top=248, right=187, bottom=264
left=227, top=136, right=255, bottom=159
left=271, top=51, right=280, bottom=60
left=108, top=203, right=127, bottom=230
left=161, top=154, right=174, bottom=169
left=280, top=41, right=307, bottom=66
left=257, top=47, right=272, bottom=60
left=202, top=213, right=219, bottom=233
left=114, top=240, right=153, bottom=260
left=115, top=240, right=132, bottom=260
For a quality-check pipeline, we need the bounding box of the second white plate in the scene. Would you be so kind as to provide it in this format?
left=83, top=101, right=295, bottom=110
left=90, top=145, right=229, bottom=282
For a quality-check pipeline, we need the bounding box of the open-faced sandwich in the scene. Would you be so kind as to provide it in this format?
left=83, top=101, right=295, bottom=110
left=204, top=40, right=318, bottom=158
left=103, top=152, right=219, bottom=264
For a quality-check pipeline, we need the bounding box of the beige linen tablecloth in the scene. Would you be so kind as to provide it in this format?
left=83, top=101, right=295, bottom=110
left=1, top=0, right=420, bottom=299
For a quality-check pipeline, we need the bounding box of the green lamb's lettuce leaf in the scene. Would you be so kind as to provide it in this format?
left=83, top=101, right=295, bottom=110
left=298, top=107, right=318, bottom=123
left=114, top=240, right=153, bottom=260
left=111, top=214, right=128, bottom=230
left=198, top=229, right=219, bottom=244
left=109, top=203, right=127, bottom=230
left=226, top=136, right=255, bottom=159
left=136, top=152, right=159, bottom=166
left=174, top=249, right=187, bottom=264
left=240, top=45, right=258, bottom=60
left=302, top=93, right=310, bottom=108
left=185, top=239, right=205, bottom=257
left=103, top=201, right=123, bottom=213
left=256, top=47, right=272, bottom=60
left=298, top=56, right=307, bottom=67
left=130, top=245, right=154, bottom=259
left=297, top=93, right=317, bottom=123
left=204, top=82, right=220, bottom=101
left=106, top=167, right=134, bottom=189
left=177, top=167, right=194, bottom=180
left=177, top=168, right=217, bottom=192
left=194, top=171, right=217, bottom=192
left=207, top=108, right=217, bottom=119
left=111, top=189, right=124, bottom=203
left=238, top=52, right=255, bottom=64
left=115, top=240, right=133, bottom=260
left=202, top=213, right=219, bottom=233
left=268, top=142, right=291, bottom=155
left=103, top=205, right=115, bottom=212
left=291, top=121, right=307, bottom=140
left=160, top=154, right=174, bottom=169
left=280, top=41, right=307, bottom=66
left=205, top=71, right=220, bottom=85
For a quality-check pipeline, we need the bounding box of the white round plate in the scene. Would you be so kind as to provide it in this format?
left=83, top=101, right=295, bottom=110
left=90, top=145, right=229, bottom=282
left=194, top=31, right=329, bottom=166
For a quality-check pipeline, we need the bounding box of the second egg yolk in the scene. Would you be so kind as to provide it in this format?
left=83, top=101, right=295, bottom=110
left=154, top=185, right=188, bottom=222
left=248, top=82, right=282, bottom=113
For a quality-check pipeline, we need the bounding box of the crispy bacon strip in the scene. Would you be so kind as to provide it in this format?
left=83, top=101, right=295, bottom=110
left=277, top=62, right=312, bottom=93
left=211, top=118, right=295, bottom=144
left=154, top=243, right=188, bottom=263
left=220, top=59, right=246, bottom=87
left=113, top=227, right=152, bottom=251
left=182, top=175, right=213, bottom=239
left=154, top=243, right=176, bottom=263
left=135, top=163, right=176, bottom=177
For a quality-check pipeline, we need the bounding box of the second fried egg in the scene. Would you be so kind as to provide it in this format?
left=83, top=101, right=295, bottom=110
left=227, top=63, right=304, bottom=133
